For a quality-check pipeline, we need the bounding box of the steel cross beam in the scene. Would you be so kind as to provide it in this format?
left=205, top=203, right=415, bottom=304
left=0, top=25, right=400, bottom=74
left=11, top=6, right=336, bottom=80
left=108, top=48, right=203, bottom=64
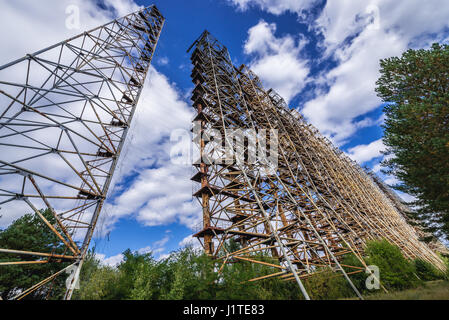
left=0, top=5, right=164, bottom=300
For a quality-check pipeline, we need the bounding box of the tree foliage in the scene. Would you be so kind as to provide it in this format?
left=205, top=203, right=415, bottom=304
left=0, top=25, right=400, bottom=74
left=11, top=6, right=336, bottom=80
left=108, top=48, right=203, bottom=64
left=74, top=245, right=303, bottom=300
left=74, top=239, right=448, bottom=300
left=414, top=258, right=445, bottom=281
left=0, top=210, right=69, bottom=300
left=342, top=239, right=447, bottom=294
left=364, top=239, right=420, bottom=290
left=2, top=217, right=445, bottom=301
left=303, top=268, right=353, bottom=300
left=375, top=43, right=449, bottom=240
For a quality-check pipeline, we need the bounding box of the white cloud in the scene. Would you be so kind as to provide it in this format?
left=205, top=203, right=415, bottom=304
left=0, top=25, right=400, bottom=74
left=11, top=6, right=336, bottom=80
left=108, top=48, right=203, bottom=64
left=397, top=192, right=417, bottom=203
left=157, top=56, right=169, bottom=66
left=106, top=163, right=201, bottom=228
left=0, top=0, right=141, bottom=66
left=179, top=234, right=202, bottom=249
left=383, top=175, right=400, bottom=187
left=372, top=162, right=382, bottom=173
left=97, top=234, right=172, bottom=266
left=96, top=252, right=124, bottom=267
left=302, top=0, right=449, bottom=145
left=228, top=0, right=317, bottom=15
left=99, top=67, right=200, bottom=233
left=154, top=234, right=170, bottom=248
left=102, top=0, right=140, bottom=17
left=137, top=234, right=171, bottom=258
left=346, top=139, right=385, bottom=164
left=302, top=26, right=405, bottom=144
left=244, top=20, right=309, bottom=103
left=231, top=1, right=449, bottom=147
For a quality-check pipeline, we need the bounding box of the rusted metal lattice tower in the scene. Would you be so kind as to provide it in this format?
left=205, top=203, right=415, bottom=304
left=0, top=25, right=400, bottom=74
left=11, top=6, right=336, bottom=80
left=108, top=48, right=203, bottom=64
left=188, top=31, right=445, bottom=299
left=0, top=5, right=164, bottom=300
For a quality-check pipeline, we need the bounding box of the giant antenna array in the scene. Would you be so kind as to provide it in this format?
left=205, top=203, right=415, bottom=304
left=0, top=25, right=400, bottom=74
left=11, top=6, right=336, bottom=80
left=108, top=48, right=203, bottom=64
left=188, top=31, right=445, bottom=299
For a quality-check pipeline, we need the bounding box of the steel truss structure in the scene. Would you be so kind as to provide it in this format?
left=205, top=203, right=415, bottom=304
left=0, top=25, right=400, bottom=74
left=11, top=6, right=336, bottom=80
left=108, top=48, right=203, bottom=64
left=188, top=31, right=446, bottom=299
left=0, top=5, right=164, bottom=300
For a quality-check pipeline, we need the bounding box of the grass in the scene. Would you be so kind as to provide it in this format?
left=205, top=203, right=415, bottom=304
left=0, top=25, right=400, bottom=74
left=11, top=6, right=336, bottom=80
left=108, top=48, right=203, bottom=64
left=356, top=281, right=449, bottom=300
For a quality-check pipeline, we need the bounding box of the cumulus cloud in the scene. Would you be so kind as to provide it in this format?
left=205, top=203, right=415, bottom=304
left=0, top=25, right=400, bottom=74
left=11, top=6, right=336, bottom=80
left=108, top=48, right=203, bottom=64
left=372, top=163, right=382, bottom=173
left=346, top=139, right=385, bottom=164
left=97, top=67, right=200, bottom=234
left=302, top=0, right=449, bottom=144
left=244, top=20, right=309, bottom=103
left=0, top=0, right=141, bottom=66
left=96, top=234, right=172, bottom=266
left=102, top=0, right=140, bottom=17
left=383, top=175, right=400, bottom=186
left=137, top=234, right=171, bottom=256
left=157, top=56, right=169, bottom=66
left=232, top=1, right=449, bottom=147
left=179, top=234, right=201, bottom=249
left=301, top=27, right=404, bottom=144
left=97, top=252, right=124, bottom=267
left=229, top=0, right=449, bottom=199
left=228, top=0, right=317, bottom=15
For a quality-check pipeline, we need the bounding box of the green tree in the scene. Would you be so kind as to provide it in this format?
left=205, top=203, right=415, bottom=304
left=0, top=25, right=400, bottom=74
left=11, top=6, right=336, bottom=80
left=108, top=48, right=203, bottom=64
left=72, top=250, right=122, bottom=300
left=376, top=43, right=449, bottom=240
left=0, top=210, right=69, bottom=300
left=74, top=245, right=303, bottom=300
left=130, top=260, right=157, bottom=300
left=163, top=247, right=218, bottom=300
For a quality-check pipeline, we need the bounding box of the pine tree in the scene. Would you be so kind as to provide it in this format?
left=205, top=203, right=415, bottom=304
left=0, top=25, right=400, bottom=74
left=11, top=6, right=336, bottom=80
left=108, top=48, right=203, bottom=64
left=0, top=210, right=69, bottom=299
left=376, top=43, right=449, bottom=240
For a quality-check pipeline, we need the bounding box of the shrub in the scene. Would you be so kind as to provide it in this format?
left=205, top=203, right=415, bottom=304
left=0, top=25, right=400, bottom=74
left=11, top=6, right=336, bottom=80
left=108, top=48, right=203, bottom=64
left=341, top=252, right=368, bottom=293
left=414, top=259, right=445, bottom=281
left=303, top=268, right=353, bottom=300
left=364, top=239, right=420, bottom=290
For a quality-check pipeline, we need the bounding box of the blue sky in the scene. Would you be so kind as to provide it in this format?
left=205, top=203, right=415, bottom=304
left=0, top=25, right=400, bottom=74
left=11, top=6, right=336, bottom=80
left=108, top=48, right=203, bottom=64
left=1, top=0, right=448, bottom=265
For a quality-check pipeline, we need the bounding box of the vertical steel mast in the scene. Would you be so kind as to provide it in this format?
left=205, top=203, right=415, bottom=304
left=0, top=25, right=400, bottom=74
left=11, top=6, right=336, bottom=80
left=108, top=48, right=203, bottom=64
left=188, top=31, right=445, bottom=299
left=0, top=5, right=164, bottom=300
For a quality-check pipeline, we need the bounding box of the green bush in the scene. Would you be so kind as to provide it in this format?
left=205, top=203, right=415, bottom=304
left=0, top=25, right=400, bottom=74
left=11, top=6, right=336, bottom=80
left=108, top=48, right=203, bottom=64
left=364, top=239, right=420, bottom=290
left=75, top=245, right=303, bottom=300
left=341, top=252, right=368, bottom=293
left=441, top=255, right=449, bottom=279
left=414, top=259, right=445, bottom=281
left=341, top=240, right=441, bottom=295
left=303, top=268, right=353, bottom=300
